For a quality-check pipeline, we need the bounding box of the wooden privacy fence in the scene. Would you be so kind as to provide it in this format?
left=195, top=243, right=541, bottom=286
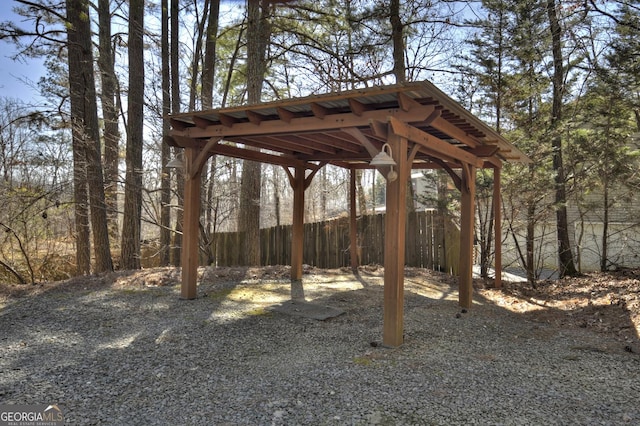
left=213, top=211, right=460, bottom=273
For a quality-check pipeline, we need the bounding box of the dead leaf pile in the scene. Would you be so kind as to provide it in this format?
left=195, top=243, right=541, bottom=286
left=481, top=268, right=640, bottom=346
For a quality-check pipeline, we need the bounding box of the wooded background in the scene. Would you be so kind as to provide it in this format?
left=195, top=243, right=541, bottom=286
left=0, top=0, right=638, bottom=286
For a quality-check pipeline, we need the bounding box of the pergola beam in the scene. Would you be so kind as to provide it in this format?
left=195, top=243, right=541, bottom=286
left=173, top=105, right=437, bottom=140
left=429, top=116, right=481, bottom=148
left=387, top=116, right=483, bottom=167
left=206, top=141, right=311, bottom=170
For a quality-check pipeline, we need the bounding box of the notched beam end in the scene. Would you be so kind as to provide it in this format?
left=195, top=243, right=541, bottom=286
left=469, top=145, right=500, bottom=158
left=169, top=118, right=190, bottom=131
left=369, top=119, right=388, bottom=138
left=246, top=110, right=265, bottom=125
left=218, top=113, right=238, bottom=128
left=311, top=102, right=329, bottom=119
left=348, top=98, right=371, bottom=116
left=165, top=135, right=179, bottom=147
left=193, top=116, right=215, bottom=129
left=277, top=107, right=296, bottom=123
left=397, top=92, right=422, bottom=112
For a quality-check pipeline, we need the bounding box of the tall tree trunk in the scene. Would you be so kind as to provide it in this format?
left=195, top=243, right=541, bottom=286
left=98, top=0, right=120, bottom=241
left=160, top=0, right=171, bottom=266
left=320, top=167, right=327, bottom=219
left=66, top=0, right=113, bottom=274
left=200, top=0, right=220, bottom=266
left=202, top=0, right=220, bottom=110
left=239, top=0, right=270, bottom=266
left=389, top=0, right=417, bottom=215
left=273, top=166, right=281, bottom=226
left=390, top=0, right=405, bottom=83
left=66, top=1, right=92, bottom=274
left=171, top=0, right=183, bottom=266
left=547, top=0, right=578, bottom=277
left=71, top=138, right=90, bottom=275
left=188, top=0, right=210, bottom=111
left=526, top=191, right=536, bottom=285
left=601, top=178, right=609, bottom=272
left=355, top=170, right=367, bottom=215
left=120, top=0, right=144, bottom=270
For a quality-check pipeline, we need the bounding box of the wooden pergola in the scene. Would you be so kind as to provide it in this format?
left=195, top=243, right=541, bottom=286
left=167, top=81, right=530, bottom=347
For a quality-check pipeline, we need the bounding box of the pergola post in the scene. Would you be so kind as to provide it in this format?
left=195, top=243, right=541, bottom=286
left=181, top=147, right=201, bottom=299
left=349, top=169, right=359, bottom=271
left=493, top=166, right=502, bottom=288
left=383, top=133, right=409, bottom=348
left=290, top=165, right=305, bottom=282
left=458, top=163, right=477, bottom=308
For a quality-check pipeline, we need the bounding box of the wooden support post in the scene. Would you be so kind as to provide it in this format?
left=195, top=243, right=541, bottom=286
left=181, top=147, right=201, bottom=299
left=349, top=169, right=359, bottom=271
left=493, top=167, right=502, bottom=288
left=458, top=163, right=477, bottom=309
left=383, top=133, right=408, bottom=348
left=291, top=166, right=305, bottom=282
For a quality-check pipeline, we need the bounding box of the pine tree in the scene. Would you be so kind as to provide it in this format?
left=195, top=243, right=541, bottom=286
left=66, top=0, right=113, bottom=273
left=120, top=0, right=145, bottom=270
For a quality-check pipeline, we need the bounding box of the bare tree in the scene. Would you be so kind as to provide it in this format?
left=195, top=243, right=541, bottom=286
left=160, top=0, right=171, bottom=266
left=120, top=0, right=145, bottom=270
left=98, top=0, right=121, bottom=240
left=171, top=0, right=183, bottom=266
left=547, top=0, right=578, bottom=277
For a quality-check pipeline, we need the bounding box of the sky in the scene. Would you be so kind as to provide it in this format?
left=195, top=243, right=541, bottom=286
left=0, top=1, right=47, bottom=104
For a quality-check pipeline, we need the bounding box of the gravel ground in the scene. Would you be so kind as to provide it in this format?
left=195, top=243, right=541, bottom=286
left=1, top=266, right=639, bottom=425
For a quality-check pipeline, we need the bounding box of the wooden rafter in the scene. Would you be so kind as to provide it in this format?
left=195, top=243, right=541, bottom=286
left=246, top=110, right=265, bottom=125
left=299, top=132, right=362, bottom=153
left=311, top=102, right=330, bottom=118
left=239, top=135, right=316, bottom=155
left=429, top=116, right=481, bottom=148
left=388, top=116, right=483, bottom=167
left=207, top=142, right=309, bottom=169
left=218, top=113, right=238, bottom=127
left=277, top=107, right=296, bottom=123
left=398, top=91, right=421, bottom=111
left=169, top=118, right=189, bottom=131
left=348, top=98, right=370, bottom=116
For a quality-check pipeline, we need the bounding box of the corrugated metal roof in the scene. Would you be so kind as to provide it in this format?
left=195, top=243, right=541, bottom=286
left=168, top=80, right=530, bottom=166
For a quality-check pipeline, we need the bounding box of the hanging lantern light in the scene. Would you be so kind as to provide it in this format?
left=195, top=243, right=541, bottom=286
left=165, top=157, right=185, bottom=169
left=370, top=143, right=398, bottom=182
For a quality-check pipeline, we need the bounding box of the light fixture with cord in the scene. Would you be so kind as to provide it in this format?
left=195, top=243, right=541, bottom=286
left=165, top=157, right=184, bottom=169
left=369, top=143, right=398, bottom=182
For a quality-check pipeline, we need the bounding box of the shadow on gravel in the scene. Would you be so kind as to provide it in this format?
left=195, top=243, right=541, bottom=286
left=1, top=265, right=639, bottom=424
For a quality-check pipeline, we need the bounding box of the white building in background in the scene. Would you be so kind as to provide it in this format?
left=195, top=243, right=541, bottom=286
left=375, top=168, right=640, bottom=273
left=502, top=190, right=640, bottom=273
